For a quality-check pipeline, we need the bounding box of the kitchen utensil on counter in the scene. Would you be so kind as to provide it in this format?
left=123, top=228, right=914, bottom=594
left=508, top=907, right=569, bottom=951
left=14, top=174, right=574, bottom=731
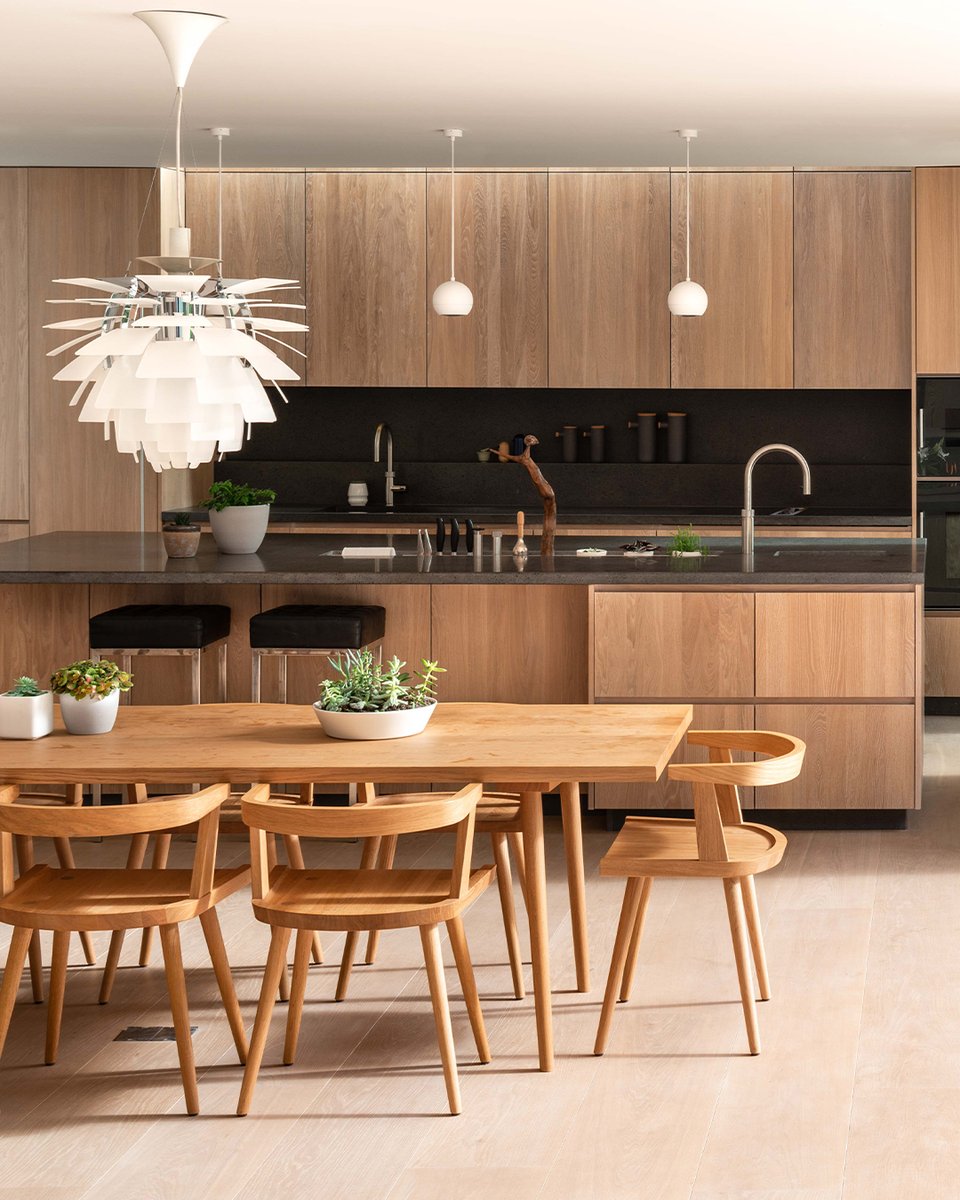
left=464, top=519, right=475, bottom=553
left=347, top=481, right=368, bottom=508
left=667, top=411, right=687, bottom=463
left=491, top=530, right=503, bottom=559
left=513, top=510, right=528, bottom=558
left=417, top=528, right=433, bottom=556
left=450, top=518, right=461, bottom=554
left=582, top=425, right=606, bottom=463
left=628, top=413, right=657, bottom=463
left=555, top=424, right=578, bottom=464
left=498, top=440, right=510, bottom=462
left=435, top=516, right=446, bottom=554
left=472, top=527, right=483, bottom=561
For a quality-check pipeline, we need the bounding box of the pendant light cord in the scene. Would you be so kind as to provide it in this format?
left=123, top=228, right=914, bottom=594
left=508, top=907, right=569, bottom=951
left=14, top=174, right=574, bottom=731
left=217, top=130, right=223, bottom=264
left=684, top=134, right=691, bottom=282
left=449, top=132, right=456, bottom=282
left=174, top=86, right=185, bottom=228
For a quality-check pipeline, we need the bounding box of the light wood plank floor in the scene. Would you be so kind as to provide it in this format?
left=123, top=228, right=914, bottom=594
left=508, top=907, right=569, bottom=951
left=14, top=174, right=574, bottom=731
left=2, top=721, right=959, bottom=1200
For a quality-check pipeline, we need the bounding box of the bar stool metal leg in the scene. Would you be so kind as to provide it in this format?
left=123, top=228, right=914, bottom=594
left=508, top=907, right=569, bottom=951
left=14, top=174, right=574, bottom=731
left=251, top=651, right=262, bottom=703
left=278, top=655, right=288, bottom=705
left=190, top=650, right=201, bottom=706
left=218, top=641, right=228, bottom=703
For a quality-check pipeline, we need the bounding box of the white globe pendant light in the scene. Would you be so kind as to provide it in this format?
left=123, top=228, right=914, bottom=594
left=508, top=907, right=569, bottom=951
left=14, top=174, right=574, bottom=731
left=432, top=129, right=474, bottom=316
left=667, top=129, right=708, bottom=317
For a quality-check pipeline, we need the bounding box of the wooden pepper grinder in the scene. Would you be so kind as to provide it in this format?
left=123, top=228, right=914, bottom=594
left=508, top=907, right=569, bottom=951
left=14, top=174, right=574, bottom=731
left=513, top=510, right=528, bottom=558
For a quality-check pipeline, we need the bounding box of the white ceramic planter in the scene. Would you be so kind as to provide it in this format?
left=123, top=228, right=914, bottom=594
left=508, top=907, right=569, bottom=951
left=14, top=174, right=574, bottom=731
left=0, top=691, right=54, bottom=740
left=59, top=690, right=120, bottom=736
left=208, top=505, right=270, bottom=555
left=312, top=699, right=437, bottom=741
left=671, top=550, right=702, bottom=557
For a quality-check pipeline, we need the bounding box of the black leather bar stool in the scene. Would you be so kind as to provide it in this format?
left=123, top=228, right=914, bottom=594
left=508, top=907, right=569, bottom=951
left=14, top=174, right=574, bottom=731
left=249, top=604, right=386, bottom=702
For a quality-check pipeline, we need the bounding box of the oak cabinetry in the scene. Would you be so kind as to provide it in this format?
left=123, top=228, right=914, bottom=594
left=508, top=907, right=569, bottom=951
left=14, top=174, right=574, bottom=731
left=670, top=171, right=793, bottom=389
left=916, top=167, right=960, bottom=374
left=427, top=172, right=547, bottom=387
left=924, top=614, right=960, bottom=697
left=185, top=171, right=306, bottom=380
left=548, top=172, right=670, bottom=387
left=307, top=172, right=426, bottom=386
left=0, top=169, right=28, bottom=521
left=794, top=171, right=911, bottom=388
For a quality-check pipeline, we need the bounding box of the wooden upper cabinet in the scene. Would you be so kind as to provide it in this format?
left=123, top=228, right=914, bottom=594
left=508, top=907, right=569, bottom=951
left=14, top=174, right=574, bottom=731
left=185, top=171, right=306, bottom=383
left=917, top=167, right=960, bottom=374
left=548, top=172, right=670, bottom=388
left=794, top=171, right=911, bottom=388
left=427, top=172, right=547, bottom=387
left=307, top=172, right=426, bottom=387
left=671, top=172, right=793, bottom=389
left=0, top=169, right=28, bottom=521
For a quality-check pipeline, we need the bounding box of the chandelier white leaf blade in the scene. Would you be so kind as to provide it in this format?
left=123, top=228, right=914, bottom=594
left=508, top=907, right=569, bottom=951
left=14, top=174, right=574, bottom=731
left=220, top=278, right=300, bottom=294
left=47, top=332, right=102, bottom=357
left=53, top=277, right=133, bottom=294
left=252, top=332, right=308, bottom=359
left=131, top=314, right=213, bottom=328
left=54, top=356, right=102, bottom=383
left=44, top=318, right=110, bottom=331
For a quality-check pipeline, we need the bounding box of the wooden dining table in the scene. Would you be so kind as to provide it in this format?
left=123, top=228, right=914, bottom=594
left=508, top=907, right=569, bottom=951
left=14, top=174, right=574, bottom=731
left=0, top=700, right=692, bottom=1071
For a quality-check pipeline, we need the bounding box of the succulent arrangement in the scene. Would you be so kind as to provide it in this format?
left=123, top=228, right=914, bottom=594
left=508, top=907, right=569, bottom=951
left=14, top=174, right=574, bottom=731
left=49, top=660, right=134, bottom=701
left=670, top=525, right=703, bottom=555
left=4, top=676, right=47, bottom=697
left=202, top=480, right=277, bottom=512
left=317, top=649, right=444, bottom=713
left=164, top=511, right=198, bottom=529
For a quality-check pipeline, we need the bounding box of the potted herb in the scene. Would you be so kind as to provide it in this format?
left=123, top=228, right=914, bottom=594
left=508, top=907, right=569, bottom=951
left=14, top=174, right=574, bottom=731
left=50, top=660, right=133, bottom=736
left=0, top=676, right=54, bottom=740
left=313, top=649, right=445, bottom=741
left=670, top=525, right=703, bottom=558
left=161, top=511, right=202, bottom=559
left=202, top=480, right=277, bottom=555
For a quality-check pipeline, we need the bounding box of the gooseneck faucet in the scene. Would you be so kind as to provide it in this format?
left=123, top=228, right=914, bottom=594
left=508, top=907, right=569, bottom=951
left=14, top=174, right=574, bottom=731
left=373, top=422, right=406, bottom=508
left=742, top=443, right=812, bottom=558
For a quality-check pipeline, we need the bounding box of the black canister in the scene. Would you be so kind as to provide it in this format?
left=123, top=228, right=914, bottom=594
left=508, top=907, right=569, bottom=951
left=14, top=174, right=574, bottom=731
left=628, top=412, right=657, bottom=463
left=555, top=425, right=578, bottom=464
left=667, top=411, right=687, bottom=464
left=510, top=433, right=526, bottom=456
left=583, top=424, right=606, bottom=463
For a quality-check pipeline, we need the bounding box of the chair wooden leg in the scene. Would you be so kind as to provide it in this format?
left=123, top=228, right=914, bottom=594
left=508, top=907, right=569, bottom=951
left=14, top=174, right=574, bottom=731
left=237, top=926, right=291, bottom=1117
left=282, top=835, right=323, bottom=964
left=619, top=878, right=653, bottom=1003
left=445, top=915, right=490, bottom=1064
left=559, top=781, right=590, bottom=992
left=364, top=835, right=397, bottom=965
left=158, top=923, right=199, bottom=1115
left=335, top=835, right=382, bottom=1001
left=99, top=831, right=150, bottom=1004
left=594, top=877, right=643, bottom=1056
left=45, top=930, right=70, bottom=1065
left=139, top=832, right=172, bottom=967
left=14, top=837, right=43, bottom=1003
left=283, top=929, right=313, bottom=1065
left=723, top=878, right=761, bottom=1055
left=0, top=927, right=33, bottom=1058
left=265, top=836, right=291, bottom=1003
left=420, top=923, right=461, bottom=1115
left=53, top=839, right=96, bottom=966
left=507, top=832, right=529, bottom=911
left=199, top=909, right=247, bottom=1065
left=491, top=832, right=525, bottom=1000
left=741, top=874, right=771, bottom=1001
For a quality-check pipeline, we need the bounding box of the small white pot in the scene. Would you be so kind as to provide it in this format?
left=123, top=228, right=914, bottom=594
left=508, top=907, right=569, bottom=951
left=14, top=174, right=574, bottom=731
left=313, top=699, right=437, bottom=741
left=0, top=692, right=54, bottom=740
left=347, top=481, right=369, bottom=508
left=671, top=550, right=702, bottom=557
left=209, top=505, right=270, bottom=555
left=59, top=690, right=120, bottom=736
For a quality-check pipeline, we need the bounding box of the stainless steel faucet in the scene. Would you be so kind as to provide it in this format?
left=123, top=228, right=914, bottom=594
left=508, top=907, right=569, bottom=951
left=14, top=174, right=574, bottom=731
left=373, top=422, right=406, bottom=508
left=742, top=443, right=812, bottom=557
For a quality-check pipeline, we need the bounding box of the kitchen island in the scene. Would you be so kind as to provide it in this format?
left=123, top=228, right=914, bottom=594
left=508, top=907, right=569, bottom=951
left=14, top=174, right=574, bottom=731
left=0, top=531, right=924, bottom=815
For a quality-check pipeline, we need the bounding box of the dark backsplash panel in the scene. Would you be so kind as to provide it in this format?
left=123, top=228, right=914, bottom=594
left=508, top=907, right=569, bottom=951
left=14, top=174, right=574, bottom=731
left=219, top=387, right=911, bottom=513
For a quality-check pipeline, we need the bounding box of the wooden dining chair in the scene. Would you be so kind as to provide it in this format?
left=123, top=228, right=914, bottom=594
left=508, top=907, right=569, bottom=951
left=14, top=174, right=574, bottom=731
left=336, top=782, right=589, bottom=1002
left=238, top=781, right=493, bottom=1117
left=0, top=782, right=250, bottom=1116
left=594, top=730, right=805, bottom=1057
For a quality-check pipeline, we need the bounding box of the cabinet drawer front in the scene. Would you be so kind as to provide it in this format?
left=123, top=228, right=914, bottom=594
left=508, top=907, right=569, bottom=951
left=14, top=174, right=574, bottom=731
left=755, top=704, right=916, bottom=810
left=593, top=591, right=754, bottom=699
left=756, top=592, right=915, bottom=698
left=593, top=703, right=754, bottom=810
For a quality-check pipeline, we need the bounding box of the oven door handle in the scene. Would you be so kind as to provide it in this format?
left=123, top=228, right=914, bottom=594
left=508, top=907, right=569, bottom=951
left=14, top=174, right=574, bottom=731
left=920, top=511, right=925, bottom=539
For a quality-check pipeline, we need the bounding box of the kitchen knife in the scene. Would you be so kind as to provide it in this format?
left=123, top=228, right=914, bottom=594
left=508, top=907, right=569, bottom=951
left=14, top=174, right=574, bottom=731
left=464, top=519, right=475, bottom=553
left=450, top=518, right=460, bottom=554
left=435, top=517, right=446, bottom=555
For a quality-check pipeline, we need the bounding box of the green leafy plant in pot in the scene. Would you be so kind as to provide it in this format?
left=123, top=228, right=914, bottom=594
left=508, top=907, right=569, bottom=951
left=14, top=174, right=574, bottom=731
left=670, top=525, right=703, bottom=557
left=50, top=660, right=133, bottom=736
left=0, top=676, right=54, bottom=740
left=161, top=510, right=202, bottom=559
left=202, top=480, right=277, bottom=555
left=313, top=648, right=445, bottom=740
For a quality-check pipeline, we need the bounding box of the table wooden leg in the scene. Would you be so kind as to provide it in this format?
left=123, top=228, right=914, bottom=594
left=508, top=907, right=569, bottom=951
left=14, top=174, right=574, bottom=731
left=519, top=790, right=553, bottom=1072
left=559, top=781, right=589, bottom=992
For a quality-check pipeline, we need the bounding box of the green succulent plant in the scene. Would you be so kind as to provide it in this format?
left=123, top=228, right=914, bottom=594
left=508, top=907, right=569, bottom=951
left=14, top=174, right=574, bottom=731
left=670, top=525, right=703, bottom=555
left=317, top=649, right=445, bottom=713
left=49, top=660, right=134, bottom=701
left=4, top=676, right=47, bottom=698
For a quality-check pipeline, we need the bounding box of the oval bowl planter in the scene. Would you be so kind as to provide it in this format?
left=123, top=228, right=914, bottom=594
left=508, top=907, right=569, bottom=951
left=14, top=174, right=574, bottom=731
left=59, top=690, right=120, bottom=736
left=312, top=699, right=437, bottom=741
left=208, top=505, right=270, bottom=555
left=0, top=691, right=54, bottom=740
left=162, top=526, right=202, bottom=559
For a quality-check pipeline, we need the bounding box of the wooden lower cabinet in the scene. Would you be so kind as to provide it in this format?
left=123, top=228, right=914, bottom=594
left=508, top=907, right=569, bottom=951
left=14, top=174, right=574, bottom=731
left=925, top=614, right=960, bottom=697
left=754, top=703, right=916, bottom=809
left=593, top=703, right=754, bottom=810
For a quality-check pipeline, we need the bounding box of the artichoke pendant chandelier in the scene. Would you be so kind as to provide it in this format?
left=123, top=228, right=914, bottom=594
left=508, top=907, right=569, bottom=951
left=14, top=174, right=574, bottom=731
left=46, top=10, right=308, bottom=472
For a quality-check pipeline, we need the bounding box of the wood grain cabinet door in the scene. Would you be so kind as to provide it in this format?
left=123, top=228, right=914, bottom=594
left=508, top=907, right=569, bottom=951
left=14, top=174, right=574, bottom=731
left=427, top=172, right=547, bottom=387
left=593, top=591, right=755, bottom=699
left=916, top=167, right=960, bottom=374
left=794, top=171, right=911, bottom=388
left=307, top=173, right=426, bottom=386
left=186, top=171, right=306, bottom=382
left=548, top=172, right=670, bottom=388
left=0, top=169, right=28, bottom=521
left=670, top=171, right=793, bottom=389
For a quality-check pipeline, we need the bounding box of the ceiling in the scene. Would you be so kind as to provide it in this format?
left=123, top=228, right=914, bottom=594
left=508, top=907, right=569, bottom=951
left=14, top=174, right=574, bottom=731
left=3, top=0, right=960, bottom=169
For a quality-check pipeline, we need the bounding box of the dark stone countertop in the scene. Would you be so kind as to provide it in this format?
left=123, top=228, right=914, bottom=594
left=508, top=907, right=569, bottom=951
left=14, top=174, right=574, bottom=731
left=0, top=532, right=926, bottom=586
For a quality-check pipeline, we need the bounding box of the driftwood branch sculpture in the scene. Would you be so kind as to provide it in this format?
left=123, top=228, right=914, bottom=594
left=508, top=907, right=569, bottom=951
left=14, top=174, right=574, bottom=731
left=485, top=435, right=557, bottom=556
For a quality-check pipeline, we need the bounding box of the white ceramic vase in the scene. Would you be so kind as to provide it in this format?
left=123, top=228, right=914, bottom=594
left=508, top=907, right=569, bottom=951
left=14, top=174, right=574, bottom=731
left=312, top=699, right=437, bottom=741
left=208, top=505, right=270, bottom=554
left=59, top=690, right=120, bottom=736
left=0, top=691, right=54, bottom=740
